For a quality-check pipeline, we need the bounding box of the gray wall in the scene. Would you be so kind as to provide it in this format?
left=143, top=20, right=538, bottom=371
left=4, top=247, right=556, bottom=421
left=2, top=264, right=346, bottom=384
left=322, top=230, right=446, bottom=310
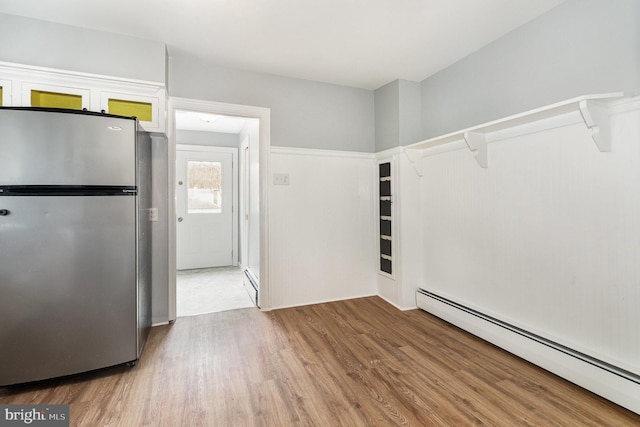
left=176, top=130, right=239, bottom=148
left=398, top=80, right=421, bottom=146
left=375, top=79, right=421, bottom=152
left=169, top=56, right=375, bottom=152
left=374, top=80, right=399, bottom=152
left=420, top=0, right=640, bottom=139
left=0, top=13, right=167, bottom=84
left=150, top=135, right=169, bottom=324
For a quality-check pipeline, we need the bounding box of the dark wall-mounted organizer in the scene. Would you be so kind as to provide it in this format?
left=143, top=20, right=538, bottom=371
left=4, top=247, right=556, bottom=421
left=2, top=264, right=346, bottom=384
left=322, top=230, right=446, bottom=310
left=379, top=161, right=392, bottom=275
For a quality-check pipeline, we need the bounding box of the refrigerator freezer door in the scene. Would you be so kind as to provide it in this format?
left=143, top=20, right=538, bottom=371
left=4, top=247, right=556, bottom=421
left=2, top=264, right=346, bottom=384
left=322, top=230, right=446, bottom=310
left=0, top=109, right=136, bottom=186
left=0, top=195, right=137, bottom=386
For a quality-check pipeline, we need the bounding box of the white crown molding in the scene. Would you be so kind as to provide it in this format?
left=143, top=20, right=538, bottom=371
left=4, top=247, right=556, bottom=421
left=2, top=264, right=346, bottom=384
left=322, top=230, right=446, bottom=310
left=0, top=61, right=165, bottom=89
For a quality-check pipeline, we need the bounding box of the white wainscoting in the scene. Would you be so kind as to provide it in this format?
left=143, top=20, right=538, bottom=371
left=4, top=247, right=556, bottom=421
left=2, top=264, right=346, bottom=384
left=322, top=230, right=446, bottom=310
left=269, top=147, right=377, bottom=309
left=418, top=101, right=640, bottom=411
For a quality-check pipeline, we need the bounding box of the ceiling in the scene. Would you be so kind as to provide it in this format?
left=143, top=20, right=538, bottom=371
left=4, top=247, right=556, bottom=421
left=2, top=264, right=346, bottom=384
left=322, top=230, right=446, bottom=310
left=175, top=110, right=257, bottom=134
left=0, top=0, right=566, bottom=90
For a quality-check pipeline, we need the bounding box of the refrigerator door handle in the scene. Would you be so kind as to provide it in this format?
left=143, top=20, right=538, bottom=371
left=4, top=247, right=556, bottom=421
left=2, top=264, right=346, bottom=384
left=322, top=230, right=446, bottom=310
left=0, top=209, right=9, bottom=216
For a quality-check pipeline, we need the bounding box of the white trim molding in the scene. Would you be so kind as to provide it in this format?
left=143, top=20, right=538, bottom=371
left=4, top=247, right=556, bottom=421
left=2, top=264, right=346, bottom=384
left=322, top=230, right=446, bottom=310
left=271, top=146, right=375, bottom=160
left=168, top=97, right=271, bottom=318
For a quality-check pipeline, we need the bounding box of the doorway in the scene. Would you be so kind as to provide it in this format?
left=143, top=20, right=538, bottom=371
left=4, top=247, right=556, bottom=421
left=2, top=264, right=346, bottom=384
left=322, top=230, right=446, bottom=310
left=168, top=99, right=270, bottom=319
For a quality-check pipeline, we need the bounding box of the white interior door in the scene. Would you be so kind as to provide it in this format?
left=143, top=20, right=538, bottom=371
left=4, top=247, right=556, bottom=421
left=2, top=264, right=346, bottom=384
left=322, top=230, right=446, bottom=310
left=176, top=147, right=234, bottom=270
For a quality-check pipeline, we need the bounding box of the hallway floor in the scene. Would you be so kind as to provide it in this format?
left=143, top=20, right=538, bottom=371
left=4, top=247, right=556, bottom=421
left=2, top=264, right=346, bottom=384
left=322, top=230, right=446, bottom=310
left=177, top=266, right=255, bottom=317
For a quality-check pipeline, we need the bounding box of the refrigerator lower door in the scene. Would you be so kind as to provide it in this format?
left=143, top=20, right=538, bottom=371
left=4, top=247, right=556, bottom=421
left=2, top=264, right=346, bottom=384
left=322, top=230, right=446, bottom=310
left=0, top=195, right=137, bottom=386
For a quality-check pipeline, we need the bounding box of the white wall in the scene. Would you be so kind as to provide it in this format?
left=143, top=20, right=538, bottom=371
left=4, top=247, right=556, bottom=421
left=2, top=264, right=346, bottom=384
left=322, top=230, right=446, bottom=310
left=396, top=151, right=423, bottom=309
left=418, top=101, right=640, bottom=377
left=269, top=147, right=377, bottom=308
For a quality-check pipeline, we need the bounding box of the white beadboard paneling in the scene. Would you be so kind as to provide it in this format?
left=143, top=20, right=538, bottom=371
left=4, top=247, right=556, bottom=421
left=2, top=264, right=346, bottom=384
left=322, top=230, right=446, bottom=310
left=269, top=147, right=377, bottom=309
left=397, top=151, right=423, bottom=309
left=377, top=274, right=398, bottom=307
left=420, top=107, right=640, bottom=377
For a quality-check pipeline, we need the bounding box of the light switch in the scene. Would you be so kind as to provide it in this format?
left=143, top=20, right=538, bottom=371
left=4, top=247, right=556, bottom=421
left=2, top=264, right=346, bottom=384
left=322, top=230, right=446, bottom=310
left=273, top=173, right=290, bottom=185
left=148, top=208, right=158, bottom=222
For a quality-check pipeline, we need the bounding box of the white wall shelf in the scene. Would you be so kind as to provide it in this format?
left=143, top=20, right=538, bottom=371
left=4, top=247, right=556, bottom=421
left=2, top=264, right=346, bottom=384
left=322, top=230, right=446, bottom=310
left=404, top=92, right=624, bottom=175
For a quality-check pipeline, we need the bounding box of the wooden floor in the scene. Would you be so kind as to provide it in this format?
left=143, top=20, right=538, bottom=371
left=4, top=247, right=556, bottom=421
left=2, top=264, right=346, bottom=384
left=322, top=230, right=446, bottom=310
left=1, top=297, right=639, bottom=426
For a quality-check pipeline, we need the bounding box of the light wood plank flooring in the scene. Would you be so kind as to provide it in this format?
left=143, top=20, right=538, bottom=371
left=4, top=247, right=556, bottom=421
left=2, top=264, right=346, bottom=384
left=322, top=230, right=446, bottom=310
left=1, top=297, right=638, bottom=426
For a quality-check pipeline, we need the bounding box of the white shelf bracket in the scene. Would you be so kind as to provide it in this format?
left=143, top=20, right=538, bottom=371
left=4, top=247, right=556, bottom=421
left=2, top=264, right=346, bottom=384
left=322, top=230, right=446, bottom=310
left=464, top=131, right=488, bottom=168
left=579, top=100, right=611, bottom=152
left=403, top=148, right=423, bottom=177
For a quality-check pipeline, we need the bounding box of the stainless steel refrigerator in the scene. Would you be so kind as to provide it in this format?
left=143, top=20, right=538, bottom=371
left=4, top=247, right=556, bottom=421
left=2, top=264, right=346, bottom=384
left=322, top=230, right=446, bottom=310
left=0, top=107, right=152, bottom=386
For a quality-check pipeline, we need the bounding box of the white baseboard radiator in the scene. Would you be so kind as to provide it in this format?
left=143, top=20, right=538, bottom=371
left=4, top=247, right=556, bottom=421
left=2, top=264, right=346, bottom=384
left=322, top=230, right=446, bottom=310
left=416, top=288, right=640, bottom=414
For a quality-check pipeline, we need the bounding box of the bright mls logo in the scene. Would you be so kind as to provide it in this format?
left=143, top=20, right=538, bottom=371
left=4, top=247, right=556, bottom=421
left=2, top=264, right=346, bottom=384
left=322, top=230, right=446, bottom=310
left=0, top=405, right=68, bottom=426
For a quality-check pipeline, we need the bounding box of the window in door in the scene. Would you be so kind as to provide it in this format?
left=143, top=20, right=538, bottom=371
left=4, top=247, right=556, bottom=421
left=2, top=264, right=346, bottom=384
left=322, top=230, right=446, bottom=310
left=187, top=160, right=223, bottom=213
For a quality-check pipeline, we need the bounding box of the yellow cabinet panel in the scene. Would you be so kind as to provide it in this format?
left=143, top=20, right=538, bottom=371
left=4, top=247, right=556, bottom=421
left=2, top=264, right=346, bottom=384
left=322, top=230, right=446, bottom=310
left=31, top=90, right=83, bottom=110
left=0, top=87, right=3, bottom=106
left=108, top=98, right=153, bottom=122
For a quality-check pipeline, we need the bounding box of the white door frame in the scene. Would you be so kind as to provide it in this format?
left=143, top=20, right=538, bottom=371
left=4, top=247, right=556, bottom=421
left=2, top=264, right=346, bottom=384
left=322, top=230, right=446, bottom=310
left=168, top=97, right=271, bottom=320
left=176, top=144, right=239, bottom=268
left=239, top=136, right=250, bottom=271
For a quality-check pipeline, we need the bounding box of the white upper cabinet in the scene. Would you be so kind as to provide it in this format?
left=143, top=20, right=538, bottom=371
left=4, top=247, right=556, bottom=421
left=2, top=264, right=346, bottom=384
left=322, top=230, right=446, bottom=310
left=0, top=62, right=167, bottom=133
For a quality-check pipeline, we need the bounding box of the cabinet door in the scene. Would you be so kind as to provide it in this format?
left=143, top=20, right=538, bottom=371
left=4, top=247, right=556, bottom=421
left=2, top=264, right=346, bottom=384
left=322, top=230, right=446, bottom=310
left=100, top=91, right=163, bottom=132
left=22, top=81, right=91, bottom=110
left=0, top=79, right=12, bottom=106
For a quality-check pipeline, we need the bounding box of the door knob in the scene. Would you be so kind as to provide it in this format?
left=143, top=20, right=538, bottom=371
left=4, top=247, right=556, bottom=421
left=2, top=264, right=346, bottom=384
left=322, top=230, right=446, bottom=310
left=177, top=217, right=183, bottom=222
left=0, top=209, right=9, bottom=216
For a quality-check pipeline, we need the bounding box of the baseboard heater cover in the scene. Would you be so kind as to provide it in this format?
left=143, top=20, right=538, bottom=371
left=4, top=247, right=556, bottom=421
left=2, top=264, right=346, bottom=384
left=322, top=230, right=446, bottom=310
left=244, top=268, right=259, bottom=308
left=416, top=288, right=640, bottom=414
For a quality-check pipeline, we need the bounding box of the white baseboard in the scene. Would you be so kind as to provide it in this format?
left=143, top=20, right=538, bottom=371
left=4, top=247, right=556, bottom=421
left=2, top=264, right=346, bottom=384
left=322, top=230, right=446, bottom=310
left=270, top=293, right=378, bottom=311
left=416, top=289, right=640, bottom=415
left=377, top=293, right=417, bottom=311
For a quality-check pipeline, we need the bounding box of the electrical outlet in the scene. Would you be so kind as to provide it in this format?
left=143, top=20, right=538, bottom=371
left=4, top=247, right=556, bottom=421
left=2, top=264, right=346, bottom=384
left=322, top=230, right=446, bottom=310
left=148, top=208, right=158, bottom=222
left=273, top=173, right=290, bottom=185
